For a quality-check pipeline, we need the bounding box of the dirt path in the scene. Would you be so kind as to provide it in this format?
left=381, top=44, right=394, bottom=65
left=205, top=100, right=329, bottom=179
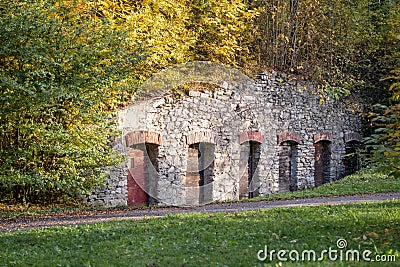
left=1, top=192, right=399, bottom=232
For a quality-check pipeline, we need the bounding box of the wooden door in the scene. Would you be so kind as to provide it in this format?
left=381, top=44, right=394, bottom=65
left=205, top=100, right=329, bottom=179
left=127, top=149, right=148, bottom=206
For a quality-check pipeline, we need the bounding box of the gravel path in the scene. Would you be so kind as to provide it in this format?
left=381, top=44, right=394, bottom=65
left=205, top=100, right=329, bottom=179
left=1, top=192, right=399, bottom=232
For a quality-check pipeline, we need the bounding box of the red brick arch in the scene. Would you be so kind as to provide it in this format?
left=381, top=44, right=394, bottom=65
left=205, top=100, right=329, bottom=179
left=313, top=132, right=332, bottom=143
left=186, top=131, right=217, bottom=145
left=239, top=131, right=265, bottom=144
left=125, top=131, right=162, bottom=147
left=277, top=131, right=301, bottom=145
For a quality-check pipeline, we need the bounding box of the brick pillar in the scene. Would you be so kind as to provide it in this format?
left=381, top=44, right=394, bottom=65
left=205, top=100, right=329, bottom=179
left=239, top=144, right=250, bottom=199
left=186, top=147, right=200, bottom=205
left=127, top=149, right=148, bottom=206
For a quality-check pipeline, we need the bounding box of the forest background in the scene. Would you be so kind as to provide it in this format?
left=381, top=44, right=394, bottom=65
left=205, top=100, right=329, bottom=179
left=0, top=0, right=399, bottom=203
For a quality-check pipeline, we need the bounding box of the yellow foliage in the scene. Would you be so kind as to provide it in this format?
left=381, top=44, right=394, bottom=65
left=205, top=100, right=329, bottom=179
left=94, top=0, right=258, bottom=77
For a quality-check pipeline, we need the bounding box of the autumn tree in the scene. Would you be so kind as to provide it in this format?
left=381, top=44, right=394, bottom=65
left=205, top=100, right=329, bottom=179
left=188, top=0, right=258, bottom=69
left=0, top=0, right=142, bottom=203
left=88, top=0, right=400, bottom=100
left=365, top=69, right=400, bottom=176
left=248, top=0, right=400, bottom=98
left=96, top=0, right=258, bottom=77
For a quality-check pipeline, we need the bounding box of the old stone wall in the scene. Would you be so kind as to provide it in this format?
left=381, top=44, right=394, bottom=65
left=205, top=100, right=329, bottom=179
left=83, top=164, right=128, bottom=207
left=85, top=71, right=362, bottom=206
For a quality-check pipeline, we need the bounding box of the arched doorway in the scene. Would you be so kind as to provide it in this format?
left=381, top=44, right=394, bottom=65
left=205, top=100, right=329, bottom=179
left=185, top=132, right=216, bottom=205
left=239, top=131, right=264, bottom=199
left=343, top=133, right=362, bottom=176
left=313, top=133, right=332, bottom=186
left=277, top=132, right=301, bottom=192
left=186, top=142, right=215, bottom=205
left=125, top=131, right=161, bottom=206
left=278, top=141, right=298, bottom=192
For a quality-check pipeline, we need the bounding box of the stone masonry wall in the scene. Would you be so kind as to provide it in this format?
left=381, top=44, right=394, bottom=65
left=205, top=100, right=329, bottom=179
left=83, top=140, right=128, bottom=207
left=85, top=71, right=362, bottom=206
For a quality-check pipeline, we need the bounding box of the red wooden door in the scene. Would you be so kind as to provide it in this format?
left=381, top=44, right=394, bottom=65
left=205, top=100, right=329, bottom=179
left=127, top=149, right=148, bottom=206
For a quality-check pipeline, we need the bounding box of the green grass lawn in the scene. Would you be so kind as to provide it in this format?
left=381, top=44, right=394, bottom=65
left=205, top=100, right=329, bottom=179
left=249, top=167, right=400, bottom=202
left=1, top=201, right=399, bottom=266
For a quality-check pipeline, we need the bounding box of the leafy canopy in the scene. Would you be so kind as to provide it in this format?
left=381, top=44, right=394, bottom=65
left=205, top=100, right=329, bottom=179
left=0, top=0, right=142, bottom=203
left=365, top=69, right=400, bottom=177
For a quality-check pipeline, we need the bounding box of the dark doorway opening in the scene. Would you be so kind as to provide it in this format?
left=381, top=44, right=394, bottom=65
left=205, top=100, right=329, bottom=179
left=344, top=141, right=360, bottom=176
left=239, top=141, right=261, bottom=199
left=186, top=142, right=215, bottom=205
left=314, top=140, right=331, bottom=186
left=278, top=141, right=298, bottom=192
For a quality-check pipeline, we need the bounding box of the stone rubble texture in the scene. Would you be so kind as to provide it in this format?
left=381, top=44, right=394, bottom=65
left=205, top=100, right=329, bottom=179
left=85, top=71, right=362, bottom=207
